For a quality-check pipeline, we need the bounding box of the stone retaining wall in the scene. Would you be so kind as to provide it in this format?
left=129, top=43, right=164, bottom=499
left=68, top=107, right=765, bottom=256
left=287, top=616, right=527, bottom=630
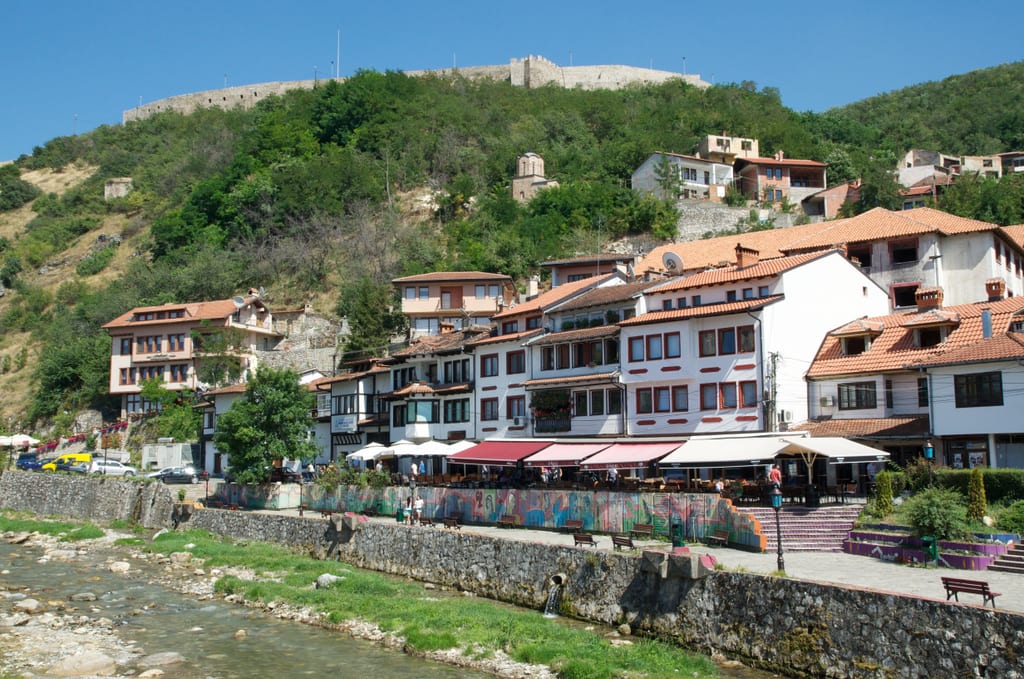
left=3, top=472, right=1022, bottom=677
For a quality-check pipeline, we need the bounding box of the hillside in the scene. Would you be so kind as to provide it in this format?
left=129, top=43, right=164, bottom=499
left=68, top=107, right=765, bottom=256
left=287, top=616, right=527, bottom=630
left=2, top=62, right=1024, bottom=434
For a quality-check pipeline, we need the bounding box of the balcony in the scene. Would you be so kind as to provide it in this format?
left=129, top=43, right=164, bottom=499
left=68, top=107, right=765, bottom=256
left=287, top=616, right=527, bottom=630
left=534, top=416, right=571, bottom=433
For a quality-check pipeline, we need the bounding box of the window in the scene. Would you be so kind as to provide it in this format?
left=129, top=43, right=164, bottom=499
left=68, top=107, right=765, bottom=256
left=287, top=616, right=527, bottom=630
left=608, top=389, right=623, bottom=415
left=692, top=295, right=701, bottom=306
left=720, top=383, right=737, bottom=408
left=629, top=337, right=645, bottom=362
left=407, top=400, right=439, bottom=424
left=480, top=398, right=499, bottom=421
left=662, top=299, right=673, bottom=311
left=475, top=284, right=486, bottom=298
left=892, top=283, right=919, bottom=308
left=843, top=336, right=867, bottom=355
left=589, top=340, right=604, bottom=365
left=507, top=396, right=526, bottom=419
left=574, top=391, right=589, bottom=416
left=527, top=316, right=542, bottom=330
left=542, top=347, right=555, bottom=371
left=168, top=334, right=186, bottom=351
left=119, top=368, right=135, bottom=385
left=838, top=382, right=877, bottom=410
left=405, top=287, right=416, bottom=300
left=333, top=394, right=358, bottom=415
left=557, top=344, right=571, bottom=369
left=918, top=327, right=943, bottom=348
left=954, top=372, right=1003, bottom=408
left=393, top=367, right=417, bottom=389
left=480, top=354, right=499, bottom=377
left=758, top=285, right=770, bottom=297
left=646, top=335, right=663, bottom=360
left=443, top=358, right=470, bottom=384
left=848, top=245, right=872, bottom=268
left=507, top=350, right=526, bottom=374
left=590, top=390, right=605, bottom=416
left=678, top=297, right=687, bottom=308
left=170, top=364, right=189, bottom=381
left=119, top=338, right=132, bottom=355
left=136, top=335, right=161, bottom=353
left=392, top=404, right=407, bottom=427
left=889, top=239, right=918, bottom=264
left=917, top=378, right=929, bottom=407
left=699, top=330, right=716, bottom=357
left=672, top=386, right=688, bottom=411
left=502, top=320, right=519, bottom=334
left=138, top=365, right=165, bottom=381
left=885, top=380, right=894, bottom=408
left=444, top=399, right=470, bottom=423
left=665, top=332, right=681, bottom=359
left=700, top=384, right=718, bottom=410
left=645, top=387, right=666, bottom=412
left=718, top=328, right=736, bottom=355
left=636, top=388, right=653, bottom=414
left=738, top=326, right=755, bottom=353
left=726, top=290, right=737, bottom=302
left=740, top=381, right=757, bottom=407
left=741, top=140, right=752, bottom=150
left=418, top=286, right=429, bottom=300
left=742, top=288, right=754, bottom=299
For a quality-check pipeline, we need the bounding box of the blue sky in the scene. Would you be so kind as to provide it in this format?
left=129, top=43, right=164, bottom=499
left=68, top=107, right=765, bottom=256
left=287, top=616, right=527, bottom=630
left=3, top=1, right=1022, bottom=162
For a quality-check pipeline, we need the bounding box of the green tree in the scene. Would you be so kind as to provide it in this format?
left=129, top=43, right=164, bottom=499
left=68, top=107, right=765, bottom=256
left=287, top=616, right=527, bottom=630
left=967, top=466, right=987, bottom=522
left=337, top=276, right=407, bottom=363
left=191, top=323, right=248, bottom=388
left=0, top=164, right=41, bottom=211
left=139, top=378, right=200, bottom=442
left=652, top=154, right=681, bottom=200
left=213, top=367, right=317, bottom=484
left=873, top=471, right=894, bottom=517
left=904, top=486, right=969, bottom=541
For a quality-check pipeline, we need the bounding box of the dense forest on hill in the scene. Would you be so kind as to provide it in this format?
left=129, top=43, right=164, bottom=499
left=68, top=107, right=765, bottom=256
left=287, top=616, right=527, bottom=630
left=2, top=62, right=1024, bottom=429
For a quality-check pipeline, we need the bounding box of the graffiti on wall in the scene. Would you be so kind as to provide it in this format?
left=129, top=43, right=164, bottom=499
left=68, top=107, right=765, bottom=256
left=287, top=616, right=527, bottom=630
left=300, top=485, right=764, bottom=549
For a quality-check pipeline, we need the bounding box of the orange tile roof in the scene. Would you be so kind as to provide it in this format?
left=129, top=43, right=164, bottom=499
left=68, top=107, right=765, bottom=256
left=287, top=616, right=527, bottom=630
left=553, top=279, right=660, bottom=312
left=736, top=156, right=826, bottom=168
left=491, top=274, right=612, bottom=320
left=915, top=332, right=1024, bottom=367
left=467, top=329, right=543, bottom=347
left=539, top=254, right=635, bottom=267
left=314, top=365, right=390, bottom=387
left=830, top=318, right=885, bottom=337
left=204, top=383, right=248, bottom=396
left=807, top=296, right=1024, bottom=378
left=901, top=207, right=998, bottom=235
left=1003, top=224, right=1024, bottom=250
left=620, top=295, right=783, bottom=327
left=390, top=328, right=491, bottom=358
left=391, top=271, right=512, bottom=283
left=522, top=371, right=620, bottom=389
left=652, top=250, right=833, bottom=293
left=102, top=298, right=255, bottom=329
left=791, top=416, right=930, bottom=438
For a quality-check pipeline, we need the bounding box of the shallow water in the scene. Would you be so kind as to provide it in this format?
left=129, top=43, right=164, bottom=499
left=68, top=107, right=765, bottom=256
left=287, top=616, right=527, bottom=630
left=0, top=540, right=487, bottom=678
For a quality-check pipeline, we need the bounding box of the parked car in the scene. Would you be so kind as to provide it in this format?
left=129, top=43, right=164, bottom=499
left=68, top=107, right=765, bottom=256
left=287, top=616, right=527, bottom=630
left=16, top=453, right=43, bottom=471
left=270, top=467, right=303, bottom=484
left=65, top=462, right=90, bottom=474
left=151, top=466, right=208, bottom=484
left=41, top=453, right=92, bottom=472
left=88, top=460, right=138, bottom=476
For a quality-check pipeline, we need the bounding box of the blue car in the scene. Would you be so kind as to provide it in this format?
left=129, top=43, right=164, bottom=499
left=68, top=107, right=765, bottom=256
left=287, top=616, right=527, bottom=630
left=16, top=453, right=44, bottom=471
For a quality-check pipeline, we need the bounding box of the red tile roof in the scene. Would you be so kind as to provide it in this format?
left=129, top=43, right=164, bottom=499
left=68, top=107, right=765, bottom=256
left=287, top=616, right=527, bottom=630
left=102, top=298, right=256, bottom=329
left=791, top=416, right=930, bottom=438
left=807, top=296, right=1024, bottom=378
left=1003, top=224, right=1024, bottom=250
left=552, top=279, right=660, bottom=312
left=914, top=332, right=1024, bottom=367
left=390, top=328, right=492, bottom=358
left=736, top=157, right=826, bottom=168
left=391, top=271, right=512, bottom=283
left=539, top=254, right=635, bottom=267
left=651, top=251, right=833, bottom=293
left=491, top=274, right=612, bottom=320
left=620, top=296, right=783, bottom=327
left=522, top=371, right=620, bottom=389
left=467, top=329, right=543, bottom=347
left=530, top=325, right=620, bottom=347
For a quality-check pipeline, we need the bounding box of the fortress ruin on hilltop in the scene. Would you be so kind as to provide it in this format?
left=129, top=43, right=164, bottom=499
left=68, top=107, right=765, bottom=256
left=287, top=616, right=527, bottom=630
left=122, top=55, right=709, bottom=123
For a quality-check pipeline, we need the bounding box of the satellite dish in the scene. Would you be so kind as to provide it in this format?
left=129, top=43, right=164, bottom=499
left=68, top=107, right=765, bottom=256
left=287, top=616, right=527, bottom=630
left=232, top=296, right=246, bottom=308
left=662, top=252, right=684, bottom=273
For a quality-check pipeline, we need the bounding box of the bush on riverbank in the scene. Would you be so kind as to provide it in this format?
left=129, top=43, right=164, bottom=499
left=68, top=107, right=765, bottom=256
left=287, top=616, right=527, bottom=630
left=148, top=528, right=718, bottom=679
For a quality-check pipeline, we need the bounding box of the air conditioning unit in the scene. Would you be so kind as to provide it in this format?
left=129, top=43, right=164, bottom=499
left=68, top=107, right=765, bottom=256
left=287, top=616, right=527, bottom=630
left=819, top=395, right=835, bottom=407
left=778, top=409, right=793, bottom=423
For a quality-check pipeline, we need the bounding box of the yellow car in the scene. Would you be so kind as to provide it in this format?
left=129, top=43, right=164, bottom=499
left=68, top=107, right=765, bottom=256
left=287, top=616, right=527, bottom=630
left=41, top=453, right=92, bottom=472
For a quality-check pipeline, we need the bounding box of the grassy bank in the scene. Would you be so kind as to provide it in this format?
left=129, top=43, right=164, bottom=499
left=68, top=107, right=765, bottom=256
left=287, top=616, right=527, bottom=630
left=148, top=528, right=718, bottom=679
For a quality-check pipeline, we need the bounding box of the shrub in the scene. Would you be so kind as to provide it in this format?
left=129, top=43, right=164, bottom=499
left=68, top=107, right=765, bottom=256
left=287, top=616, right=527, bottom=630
left=75, top=246, right=117, bottom=276
left=967, top=466, right=987, bottom=521
left=997, top=500, right=1024, bottom=536
left=873, top=471, right=894, bottom=516
left=902, top=456, right=932, bottom=492
left=903, top=486, right=970, bottom=541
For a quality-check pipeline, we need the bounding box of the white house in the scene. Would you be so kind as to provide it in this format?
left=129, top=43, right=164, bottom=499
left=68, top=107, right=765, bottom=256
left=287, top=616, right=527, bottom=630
left=314, top=362, right=391, bottom=462
left=631, top=151, right=734, bottom=202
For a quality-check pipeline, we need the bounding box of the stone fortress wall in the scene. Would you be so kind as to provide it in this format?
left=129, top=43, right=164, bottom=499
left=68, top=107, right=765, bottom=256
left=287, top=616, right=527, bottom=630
left=123, top=56, right=710, bottom=124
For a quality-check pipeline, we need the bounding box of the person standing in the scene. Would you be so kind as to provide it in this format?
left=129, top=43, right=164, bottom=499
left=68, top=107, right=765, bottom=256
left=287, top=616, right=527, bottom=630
left=414, top=494, right=424, bottom=523
left=769, top=464, right=782, bottom=488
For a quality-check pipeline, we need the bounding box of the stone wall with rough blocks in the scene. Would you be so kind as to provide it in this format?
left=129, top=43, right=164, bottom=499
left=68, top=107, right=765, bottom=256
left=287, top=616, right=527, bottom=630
left=674, top=201, right=814, bottom=242
left=2, top=471, right=1022, bottom=677
left=0, top=470, right=177, bottom=528
left=255, top=309, right=344, bottom=376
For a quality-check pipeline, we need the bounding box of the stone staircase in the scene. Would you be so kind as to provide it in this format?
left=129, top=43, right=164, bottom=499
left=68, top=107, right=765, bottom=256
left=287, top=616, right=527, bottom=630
left=742, top=504, right=864, bottom=552
left=987, top=543, right=1024, bottom=575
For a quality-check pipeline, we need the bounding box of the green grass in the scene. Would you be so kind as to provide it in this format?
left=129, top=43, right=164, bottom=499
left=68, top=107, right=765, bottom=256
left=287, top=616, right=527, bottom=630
left=149, top=529, right=718, bottom=678
left=0, top=512, right=104, bottom=541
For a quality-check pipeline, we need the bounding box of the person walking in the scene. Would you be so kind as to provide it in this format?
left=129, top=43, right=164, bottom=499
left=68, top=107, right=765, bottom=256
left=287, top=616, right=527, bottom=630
left=769, top=464, right=782, bottom=488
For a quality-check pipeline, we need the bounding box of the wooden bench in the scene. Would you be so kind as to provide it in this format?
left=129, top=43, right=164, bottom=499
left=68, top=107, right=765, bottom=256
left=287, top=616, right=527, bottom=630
left=563, top=519, right=584, bottom=533
left=443, top=516, right=461, bottom=530
left=705, top=528, right=730, bottom=547
left=612, top=534, right=635, bottom=551
left=418, top=516, right=434, bottom=527
left=941, top=577, right=1001, bottom=608
left=573, top=533, right=597, bottom=548
left=497, top=515, right=519, bottom=528
left=629, top=523, right=654, bottom=539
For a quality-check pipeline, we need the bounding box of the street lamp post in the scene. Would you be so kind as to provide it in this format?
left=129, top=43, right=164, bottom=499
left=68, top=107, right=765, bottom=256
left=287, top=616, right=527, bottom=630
left=770, top=485, right=785, bottom=572
left=924, top=440, right=934, bottom=486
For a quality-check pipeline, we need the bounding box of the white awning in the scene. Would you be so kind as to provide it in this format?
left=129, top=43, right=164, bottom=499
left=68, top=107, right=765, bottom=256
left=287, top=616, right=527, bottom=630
left=659, top=436, right=789, bottom=469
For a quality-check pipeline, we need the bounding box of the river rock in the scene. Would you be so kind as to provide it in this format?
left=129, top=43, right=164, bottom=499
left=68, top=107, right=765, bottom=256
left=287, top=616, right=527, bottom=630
left=138, top=651, right=186, bottom=668
left=46, top=549, right=80, bottom=561
left=234, top=629, right=247, bottom=638
left=617, top=623, right=631, bottom=636
left=48, top=649, right=117, bottom=676
left=109, top=561, right=131, bottom=574
left=316, top=573, right=345, bottom=589
left=169, top=552, right=192, bottom=565
left=14, top=598, right=42, bottom=613
left=7, top=532, right=31, bottom=544
left=70, top=592, right=97, bottom=602
left=138, top=670, right=165, bottom=677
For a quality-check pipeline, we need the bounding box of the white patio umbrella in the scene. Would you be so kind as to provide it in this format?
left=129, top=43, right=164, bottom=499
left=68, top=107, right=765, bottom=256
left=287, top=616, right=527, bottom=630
left=10, top=434, right=39, bottom=448
left=0, top=436, right=11, bottom=447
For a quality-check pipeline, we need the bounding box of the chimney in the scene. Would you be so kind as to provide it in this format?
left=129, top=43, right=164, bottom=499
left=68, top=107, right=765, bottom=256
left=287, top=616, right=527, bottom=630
left=774, top=150, right=785, bottom=161
left=527, top=275, right=540, bottom=298
left=986, top=278, right=1006, bottom=302
left=439, top=321, right=455, bottom=334
left=981, top=308, right=993, bottom=338
left=735, top=244, right=760, bottom=269
left=915, top=286, right=943, bottom=311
